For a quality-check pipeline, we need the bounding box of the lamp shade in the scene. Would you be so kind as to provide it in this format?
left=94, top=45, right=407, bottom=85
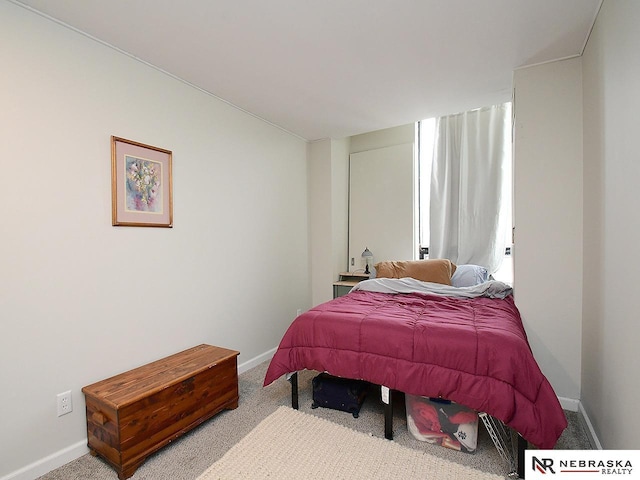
left=361, top=247, right=374, bottom=274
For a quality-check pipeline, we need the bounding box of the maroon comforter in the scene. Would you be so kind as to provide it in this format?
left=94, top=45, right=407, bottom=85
left=264, top=289, right=567, bottom=449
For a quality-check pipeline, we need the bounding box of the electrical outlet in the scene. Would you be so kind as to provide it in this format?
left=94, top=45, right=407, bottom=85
left=57, top=390, right=73, bottom=417
left=296, top=309, right=302, bottom=317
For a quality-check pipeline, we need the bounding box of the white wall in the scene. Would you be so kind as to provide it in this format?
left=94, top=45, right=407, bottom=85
left=307, top=124, right=414, bottom=308
left=308, top=140, right=333, bottom=304
left=348, top=124, right=416, bottom=268
left=350, top=123, right=415, bottom=154
left=349, top=144, right=415, bottom=267
left=331, top=139, right=350, bottom=283
left=513, top=58, right=583, bottom=403
left=581, top=0, right=640, bottom=449
left=307, top=138, right=350, bottom=306
left=0, top=3, right=309, bottom=478
left=308, top=125, right=418, bottom=306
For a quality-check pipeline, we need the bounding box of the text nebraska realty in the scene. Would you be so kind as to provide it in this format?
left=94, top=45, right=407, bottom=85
left=558, top=459, right=632, bottom=475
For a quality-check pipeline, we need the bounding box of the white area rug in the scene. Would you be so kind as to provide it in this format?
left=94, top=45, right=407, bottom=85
left=197, top=406, right=505, bottom=479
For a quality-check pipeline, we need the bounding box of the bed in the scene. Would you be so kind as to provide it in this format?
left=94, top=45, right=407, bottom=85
left=263, top=260, right=567, bottom=477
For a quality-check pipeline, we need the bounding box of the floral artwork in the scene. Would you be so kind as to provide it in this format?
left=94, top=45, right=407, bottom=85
left=111, top=136, right=172, bottom=227
left=125, top=155, right=162, bottom=213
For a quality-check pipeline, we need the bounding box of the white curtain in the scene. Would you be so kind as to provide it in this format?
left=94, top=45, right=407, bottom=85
left=429, top=103, right=511, bottom=274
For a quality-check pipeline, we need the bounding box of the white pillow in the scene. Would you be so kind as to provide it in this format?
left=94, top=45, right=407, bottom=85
left=451, top=264, right=488, bottom=287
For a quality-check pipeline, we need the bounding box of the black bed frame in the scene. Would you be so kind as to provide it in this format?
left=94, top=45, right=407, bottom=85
left=289, top=372, right=526, bottom=479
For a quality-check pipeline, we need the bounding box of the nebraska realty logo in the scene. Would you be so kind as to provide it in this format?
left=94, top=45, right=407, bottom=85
left=525, top=451, right=638, bottom=478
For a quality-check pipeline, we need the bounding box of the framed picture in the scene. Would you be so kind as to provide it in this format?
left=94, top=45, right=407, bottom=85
left=111, top=136, right=173, bottom=227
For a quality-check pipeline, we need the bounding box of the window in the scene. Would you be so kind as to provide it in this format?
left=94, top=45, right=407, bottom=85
left=417, top=105, right=513, bottom=284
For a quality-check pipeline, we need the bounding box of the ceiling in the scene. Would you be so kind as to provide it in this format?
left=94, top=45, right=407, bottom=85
left=16, top=0, right=601, bottom=141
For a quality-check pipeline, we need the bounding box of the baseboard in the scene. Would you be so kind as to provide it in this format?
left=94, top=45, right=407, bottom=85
left=578, top=401, right=603, bottom=450
left=238, top=347, right=276, bottom=374
left=558, top=396, right=580, bottom=412
left=557, top=397, right=603, bottom=450
left=1, top=353, right=603, bottom=480
left=0, top=440, right=88, bottom=480
left=3, top=347, right=278, bottom=480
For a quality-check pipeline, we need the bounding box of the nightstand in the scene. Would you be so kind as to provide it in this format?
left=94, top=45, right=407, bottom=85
left=333, top=272, right=370, bottom=298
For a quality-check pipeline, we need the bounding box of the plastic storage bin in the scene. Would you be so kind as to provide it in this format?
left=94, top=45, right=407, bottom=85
left=405, top=394, right=479, bottom=453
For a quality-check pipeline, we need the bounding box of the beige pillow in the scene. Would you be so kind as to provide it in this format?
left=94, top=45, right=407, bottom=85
left=374, top=259, right=457, bottom=286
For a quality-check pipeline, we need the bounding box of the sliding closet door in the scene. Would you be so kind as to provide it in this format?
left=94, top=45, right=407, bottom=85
left=348, top=143, right=415, bottom=271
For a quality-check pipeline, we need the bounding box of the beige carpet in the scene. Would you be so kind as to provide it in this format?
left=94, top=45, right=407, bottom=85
left=197, top=406, right=504, bottom=480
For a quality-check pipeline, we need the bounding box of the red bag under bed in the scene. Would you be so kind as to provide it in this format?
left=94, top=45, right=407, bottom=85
left=264, top=289, right=567, bottom=449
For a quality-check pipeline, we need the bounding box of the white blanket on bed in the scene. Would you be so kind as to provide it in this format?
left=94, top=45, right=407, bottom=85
left=350, top=277, right=513, bottom=299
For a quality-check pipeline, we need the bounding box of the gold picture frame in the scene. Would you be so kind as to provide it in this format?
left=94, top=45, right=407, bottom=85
left=111, top=136, right=173, bottom=227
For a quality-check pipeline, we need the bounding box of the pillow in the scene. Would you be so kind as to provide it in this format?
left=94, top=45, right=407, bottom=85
left=450, top=264, right=489, bottom=287
left=373, top=259, right=456, bottom=286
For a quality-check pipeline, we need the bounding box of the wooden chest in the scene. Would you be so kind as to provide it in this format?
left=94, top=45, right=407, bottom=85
left=82, top=344, right=239, bottom=480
